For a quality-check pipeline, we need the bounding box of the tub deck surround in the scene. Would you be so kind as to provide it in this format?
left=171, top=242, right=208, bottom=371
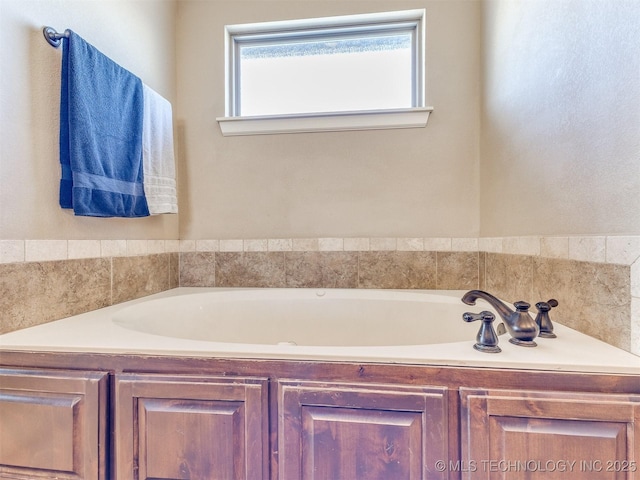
left=0, top=288, right=638, bottom=375
left=1, top=235, right=639, bottom=356
left=178, top=249, right=636, bottom=353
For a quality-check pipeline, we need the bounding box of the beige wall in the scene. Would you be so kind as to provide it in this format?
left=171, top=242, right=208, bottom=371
left=3, top=0, right=638, bottom=242
left=480, top=0, right=640, bottom=237
left=176, top=0, right=482, bottom=240
left=0, top=0, right=179, bottom=240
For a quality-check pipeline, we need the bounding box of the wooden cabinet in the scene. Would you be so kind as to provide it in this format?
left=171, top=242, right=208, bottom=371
left=0, top=354, right=637, bottom=480
left=277, top=380, right=450, bottom=480
left=114, top=373, right=268, bottom=480
left=460, top=388, right=640, bottom=480
left=0, top=367, right=108, bottom=480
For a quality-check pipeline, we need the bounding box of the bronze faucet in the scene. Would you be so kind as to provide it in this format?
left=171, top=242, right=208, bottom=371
left=462, top=290, right=540, bottom=347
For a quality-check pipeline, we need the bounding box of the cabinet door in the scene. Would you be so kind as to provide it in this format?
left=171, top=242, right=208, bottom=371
left=278, top=380, right=450, bottom=480
left=460, top=388, right=640, bottom=480
left=114, top=373, right=268, bottom=480
left=0, top=367, right=108, bottom=480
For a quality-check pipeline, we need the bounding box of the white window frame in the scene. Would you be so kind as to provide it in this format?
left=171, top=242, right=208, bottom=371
left=217, top=9, right=433, bottom=136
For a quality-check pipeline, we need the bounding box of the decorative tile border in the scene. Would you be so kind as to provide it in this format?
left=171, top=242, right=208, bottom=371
left=2, top=236, right=640, bottom=265
left=179, top=235, right=639, bottom=263
left=0, top=239, right=181, bottom=264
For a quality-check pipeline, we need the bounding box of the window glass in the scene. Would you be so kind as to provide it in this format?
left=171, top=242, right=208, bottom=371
left=238, top=33, right=414, bottom=116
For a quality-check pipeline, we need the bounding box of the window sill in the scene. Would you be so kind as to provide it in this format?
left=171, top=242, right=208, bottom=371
left=216, top=107, right=433, bottom=136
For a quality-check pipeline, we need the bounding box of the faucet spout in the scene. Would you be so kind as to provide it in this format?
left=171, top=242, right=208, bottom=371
left=462, top=290, right=513, bottom=323
left=461, top=290, right=539, bottom=347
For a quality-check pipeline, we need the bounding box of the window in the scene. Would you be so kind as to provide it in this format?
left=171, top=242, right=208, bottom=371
left=218, top=10, right=432, bottom=136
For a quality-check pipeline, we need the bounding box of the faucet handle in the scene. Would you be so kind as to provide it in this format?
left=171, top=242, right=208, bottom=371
left=535, top=299, right=558, bottom=338
left=535, top=299, right=558, bottom=309
left=463, top=311, right=501, bottom=353
left=513, top=301, right=531, bottom=311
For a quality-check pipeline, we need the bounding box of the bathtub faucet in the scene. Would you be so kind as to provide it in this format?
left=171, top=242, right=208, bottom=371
left=461, top=290, right=539, bottom=347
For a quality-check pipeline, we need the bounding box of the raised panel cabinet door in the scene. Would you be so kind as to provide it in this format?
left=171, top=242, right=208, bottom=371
left=460, top=388, right=640, bottom=480
left=114, top=373, right=268, bottom=480
left=0, top=367, right=108, bottom=480
left=278, top=380, right=450, bottom=480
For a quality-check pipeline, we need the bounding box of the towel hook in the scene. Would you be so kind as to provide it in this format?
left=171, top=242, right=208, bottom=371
left=43, top=26, right=69, bottom=48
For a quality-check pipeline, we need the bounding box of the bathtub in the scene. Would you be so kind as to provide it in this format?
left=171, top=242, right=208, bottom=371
left=1, top=287, right=639, bottom=374
left=112, top=288, right=482, bottom=347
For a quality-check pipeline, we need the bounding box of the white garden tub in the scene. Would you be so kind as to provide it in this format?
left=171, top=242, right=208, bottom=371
left=112, top=288, right=482, bottom=347
left=1, top=288, right=639, bottom=374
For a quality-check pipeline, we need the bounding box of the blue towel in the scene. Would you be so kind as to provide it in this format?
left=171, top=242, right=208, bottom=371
left=59, top=30, right=149, bottom=217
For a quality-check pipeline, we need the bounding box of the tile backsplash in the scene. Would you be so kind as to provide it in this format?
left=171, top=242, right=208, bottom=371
left=1, top=253, right=178, bottom=334
left=483, top=253, right=632, bottom=353
left=1, top=236, right=638, bottom=356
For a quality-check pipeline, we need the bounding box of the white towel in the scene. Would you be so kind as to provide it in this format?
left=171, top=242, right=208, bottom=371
left=142, top=84, right=178, bottom=215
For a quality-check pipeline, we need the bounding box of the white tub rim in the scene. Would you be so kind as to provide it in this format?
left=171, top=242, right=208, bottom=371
left=0, top=287, right=638, bottom=375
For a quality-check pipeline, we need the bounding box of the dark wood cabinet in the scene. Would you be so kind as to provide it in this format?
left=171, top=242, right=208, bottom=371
left=0, top=367, right=108, bottom=480
left=114, top=373, right=268, bottom=480
left=0, top=353, right=638, bottom=480
left=277, top=380, right=450, bottom=480
left=460, top=388, right=640, bottom=479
